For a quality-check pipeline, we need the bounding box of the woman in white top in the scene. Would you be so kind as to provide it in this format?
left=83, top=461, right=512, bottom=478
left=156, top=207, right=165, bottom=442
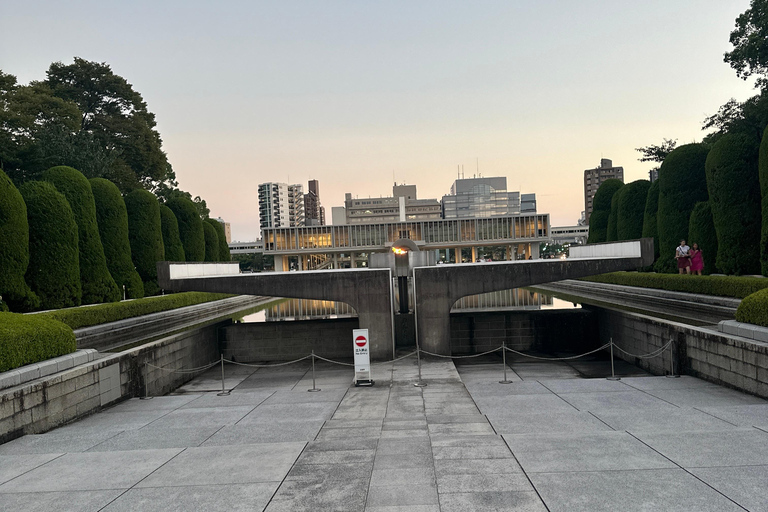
left=676, top=239, right=691, bottom=275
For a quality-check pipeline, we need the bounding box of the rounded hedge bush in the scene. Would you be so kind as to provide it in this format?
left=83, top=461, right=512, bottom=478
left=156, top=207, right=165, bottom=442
left=20, top=181, right=82, bottom=309
left=0, top=169, right=39, bottom=312
left=90, top=178, right=144, bottom=299
left=166, top=197, right=204, bottom=262
left=736, top=288, right=768, bottom=327
left=757, top=125, right=768, bottom=275
left=688, top=201, right=718, bottom=275
left=705, top=133, right=762, bottom=275
left=616, top=179, right=651, bottom=241
left=588, top=179, right=623, bottom=244
left=202, top=220, right=220, bottom=262
left=656, top=143, right=710, bottom=273
left=159, top=204, right=186, bottom=262
left=642, top=180, right=661, bottom=263
left=125, top=189, right=165, bottom=296
left=606, top=191, right=621, bottom=242
left=205, top=218, right=231, bottom=261
left=0, top=312, right=76, bottom=372
left=43, top=166, right=120, bottom=304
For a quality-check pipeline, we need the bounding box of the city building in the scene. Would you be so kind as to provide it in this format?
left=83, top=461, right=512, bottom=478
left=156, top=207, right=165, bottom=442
left=442, top=177, right=535, bottom=218
left=343, top=184, right=442, bottom=224
left=215, top=217, right=231, bottom=244
left=549, top=225, right=590, bottom=245
left=258, top=182, right=305, bottom=229
left=583, top=158, right=624, bottom=224
left=649, top=168, right=659, bottom=183
left=304, top=179, right=324, bottom=226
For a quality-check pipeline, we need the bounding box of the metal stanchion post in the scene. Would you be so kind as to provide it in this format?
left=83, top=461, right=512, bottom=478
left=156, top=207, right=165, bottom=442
left=308, top=350, right=321, bottom=392
left=217, top=354, right=230, bottom=396
left=414, top=346, right=427, bottom=387
left=606, top=337, right=621, bottom=381
left=499, top=340, right=513, bottom=384
left=140, top=362, right=153, bottom=400
left=666, top=338, right=680, bottom=378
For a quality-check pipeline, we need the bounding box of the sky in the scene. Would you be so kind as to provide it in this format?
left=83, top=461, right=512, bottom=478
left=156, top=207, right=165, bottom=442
left=1, top=0, right=758, bottom=241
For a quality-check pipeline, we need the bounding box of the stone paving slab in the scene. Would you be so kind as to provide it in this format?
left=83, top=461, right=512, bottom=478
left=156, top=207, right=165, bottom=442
left=0, top=430, right=120, bottom=455
left=103, top=483, right=280, bottom=512
left=698, top=403, right=768, bottom=427
left=634, top=428, right=768, bottom=468
left=0, top=490, right=124, bottom=512
left=689, top=465, right=768, bottom=511
left=487, top=410, right=614, bottom=435
left=0, top=453, right=63, bottom=484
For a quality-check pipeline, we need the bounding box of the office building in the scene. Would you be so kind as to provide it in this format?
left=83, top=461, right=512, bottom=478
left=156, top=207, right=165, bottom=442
left=258, top=182, right=305, bottom=229
left=442, top=177, right=535, bottom=219
left=304, top=179, right=325, bottom=226
left=583, top=159, right=624, bottom=224
left=215, top=217, right=231, bottom=243
left=343, top=184, right=442, bottom=224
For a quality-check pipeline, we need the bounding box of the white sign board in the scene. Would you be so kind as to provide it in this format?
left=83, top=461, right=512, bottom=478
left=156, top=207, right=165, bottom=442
left=353, top=328, right=372, bottom=385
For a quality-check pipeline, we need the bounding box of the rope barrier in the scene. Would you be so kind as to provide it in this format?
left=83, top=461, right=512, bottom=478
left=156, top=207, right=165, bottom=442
left=611, top=339, right=674, bottom=360
left=223, top=355, right=312, bottom=368
left=420, top=346, right=503, bottom=359
left=145, top=360, right=220, bottom=374
left=503, top=343, right=611, bottom=361
left=372, top=350, right=418, bottom=365
left=313, top=354, right=355, bottom=367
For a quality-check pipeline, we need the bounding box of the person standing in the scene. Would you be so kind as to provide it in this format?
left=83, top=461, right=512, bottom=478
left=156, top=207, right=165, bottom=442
left=690, top=242, right=704, bottom=276
left=676, top=239, right=691, bottom=275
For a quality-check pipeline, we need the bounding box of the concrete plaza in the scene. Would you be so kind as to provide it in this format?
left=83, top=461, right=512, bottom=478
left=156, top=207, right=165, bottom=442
left=1, top=353, right=767, bottom=511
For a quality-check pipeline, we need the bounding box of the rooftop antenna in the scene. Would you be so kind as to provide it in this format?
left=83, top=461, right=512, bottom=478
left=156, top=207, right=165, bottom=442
left=476, top=157, right=479, bottom=175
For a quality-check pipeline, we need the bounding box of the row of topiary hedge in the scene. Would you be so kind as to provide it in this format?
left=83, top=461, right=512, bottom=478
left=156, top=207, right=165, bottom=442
left=0, top=313, right=76, bottom=372
left=580, top=272, right=768, bottom=299
left=36, top=291, right=234, bottom=330
left=736, top=288, right=768, bottom=327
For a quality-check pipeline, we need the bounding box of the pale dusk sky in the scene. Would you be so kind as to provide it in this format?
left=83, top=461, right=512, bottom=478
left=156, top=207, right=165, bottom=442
left=1, top=0, right=757, bottom=241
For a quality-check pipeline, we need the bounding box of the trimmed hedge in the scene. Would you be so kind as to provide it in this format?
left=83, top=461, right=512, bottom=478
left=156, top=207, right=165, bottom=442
left=0, top=169, right=39, bottom=312
left=705, top=133, right=761, bottom=275
left=656, top=144, right=710, bottom=273
left=202, top=220, right=220, bottom=262
left=642, top=180, right=661, bottom=263
left=736, top=288, right=768, bottom=327
left=581, top=272, right=768, bottom=299
left=761, top=125, right=768, bottom=276
left=159, top=204, right=185, bottom=262
left=0, top=312, right=76, bottom=372
left=617, top=179, right=651, bottom=241
left=125, top=189, right=165, bottom=296
left=39, top=291, right=232, bottom=330
left=90, top=178, right=144, bottom=299
left=43, top=166, right=120, bottom=304
left=587, top=179, right=623, bottom=244
left=206, top=218, right=231, bottom=261
left=20, top=181, right=82, bottom=309
left=606, top=191, right=620, bottom=242
left=167, top=197, right=204, bottom=262
left=688, top=202, right=718, bottom=275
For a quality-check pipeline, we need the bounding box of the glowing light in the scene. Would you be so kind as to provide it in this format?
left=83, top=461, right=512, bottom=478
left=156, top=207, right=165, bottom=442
left=391, top=247, right=407, bottom=255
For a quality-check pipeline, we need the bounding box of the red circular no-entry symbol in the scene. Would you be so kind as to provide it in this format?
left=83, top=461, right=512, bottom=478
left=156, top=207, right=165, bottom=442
left=355, top=335, right=367, bottom=347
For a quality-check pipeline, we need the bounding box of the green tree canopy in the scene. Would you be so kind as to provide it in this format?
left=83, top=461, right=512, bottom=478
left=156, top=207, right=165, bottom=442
left=688, top=202, right=718, bottom=275
left=606, top=191, right=621, bottom=242
left=0, top=168, right=39, bottom=311
left=705, top=133, right=762, bottom=275
left=20, top=181, right=81, bottom=309
left=616, top=180, right=651, bottom=241
left=587, top=179, right=623, bottom=244
left=656, top=143, right=710, bottom=273
left=205, top=218, right=231, bottom=261
left=760, top=124, right=768, bottom=275
left=641, top=180, right=661, bottom=263
left=202, top=221, right=220, bottom=262
left=167, top=196, right=204, bottom=262
left=43, top=165, right=119, bottom=304
left=724, top=0, right=768, bottom=89
left=636, top=139, right=677, bottom=174
left=90, top=178, right=144, bottom=299
left=159, top=204, right=185, bottom=262
left=125, top=189, right=164, bottom=296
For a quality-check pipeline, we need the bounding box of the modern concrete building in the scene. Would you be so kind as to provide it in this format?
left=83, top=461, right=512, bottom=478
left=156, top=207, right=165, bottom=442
left=442, top=177, right=535, bottom=219
left=584, top=158, right=624, bottom=224
left=550, top=224, right=590, bottom=245
left=215, top=217, right=231, bottom=243
left=343, top=184, right=442, bottom=225
left=258, top=182, right=305, bottom=229
left=304, top=179, right=324, bottom=226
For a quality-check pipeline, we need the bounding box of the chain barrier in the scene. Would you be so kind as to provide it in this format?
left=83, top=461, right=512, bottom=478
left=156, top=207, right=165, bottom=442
left=611, top=339, right=674, bottom=360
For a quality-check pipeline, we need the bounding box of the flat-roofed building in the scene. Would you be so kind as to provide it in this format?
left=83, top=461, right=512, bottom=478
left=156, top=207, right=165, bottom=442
left=258, top=182, right=305, bottom=229
left=584, top=159, right=624, bottom=224
left=344, top=184, right=441, bottom=224
left=442, top=177, right=535, bottom=219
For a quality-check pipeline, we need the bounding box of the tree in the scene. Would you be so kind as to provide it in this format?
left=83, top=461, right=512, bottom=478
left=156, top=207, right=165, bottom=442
left=641, top=180, right=661, bottom=263
left=202, top=221, right=220, bottom=262
left=90, top=178, right=144, bottom=299
left=616, top=180, right=651, bottom=241
left=205, top=218, right=231, bottom=261
left=125, top=189, right=165, bottom=296
left=760, top=124, right=768, bottom=275
left=656, top=144, right=710, bottom=273
left=606, top=191, right=621, bottom=242
left=688, top=202, right=718, bottom=275
left=0, top=169, right=39, bottom=311
left=724, top=0, right=768, bottom=89
left=43, top=165, right=119, bottom=304
left=159, top=204, right=185, bottom=262
left=166, top=196, right=204, bottom=262
left=20, top=181, right=81, bottom=309
left=45, top=58, right=172, bottom=192
left=635, top=139, right=677, bottom=174
left=705, top=133, right=762, bottom=275
left=702, top=93, right=768, bottom=145
left=587, top=179, right=623, bottom=244
left=157, top=186, right=210, bottom=219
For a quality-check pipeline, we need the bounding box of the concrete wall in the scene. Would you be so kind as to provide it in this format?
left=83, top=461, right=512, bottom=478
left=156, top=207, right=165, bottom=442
left=220, top=318, right=360, bottom=362
left=592, top=306, right=768, bottom=397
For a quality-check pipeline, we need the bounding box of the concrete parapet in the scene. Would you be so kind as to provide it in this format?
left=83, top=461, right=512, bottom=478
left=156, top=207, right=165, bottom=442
left=0, top=349, right=99, bottom=391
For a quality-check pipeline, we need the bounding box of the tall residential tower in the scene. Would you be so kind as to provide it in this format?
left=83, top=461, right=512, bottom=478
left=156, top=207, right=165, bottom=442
left=583, top=159, right=624, bottom=224
left=258, top=182, right=305, bottom=229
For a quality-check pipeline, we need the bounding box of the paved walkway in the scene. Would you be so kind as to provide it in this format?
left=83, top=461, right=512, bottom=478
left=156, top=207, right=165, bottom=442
left=1, top=353, right=768, bottom=511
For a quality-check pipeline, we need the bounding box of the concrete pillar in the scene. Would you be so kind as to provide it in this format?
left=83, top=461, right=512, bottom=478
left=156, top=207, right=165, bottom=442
left=471, top=247, right=477, bottom=262
left=454, top=248, right=461, bottom=264
left=351, top=252, right=357, bottom=268
left=505, top=246, right=511, bottom=261
left=530, top=243, right=540, bottom=260
left=274, top=255, right=285, bottom=272
left=333, top=253, right=339, bottom=269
